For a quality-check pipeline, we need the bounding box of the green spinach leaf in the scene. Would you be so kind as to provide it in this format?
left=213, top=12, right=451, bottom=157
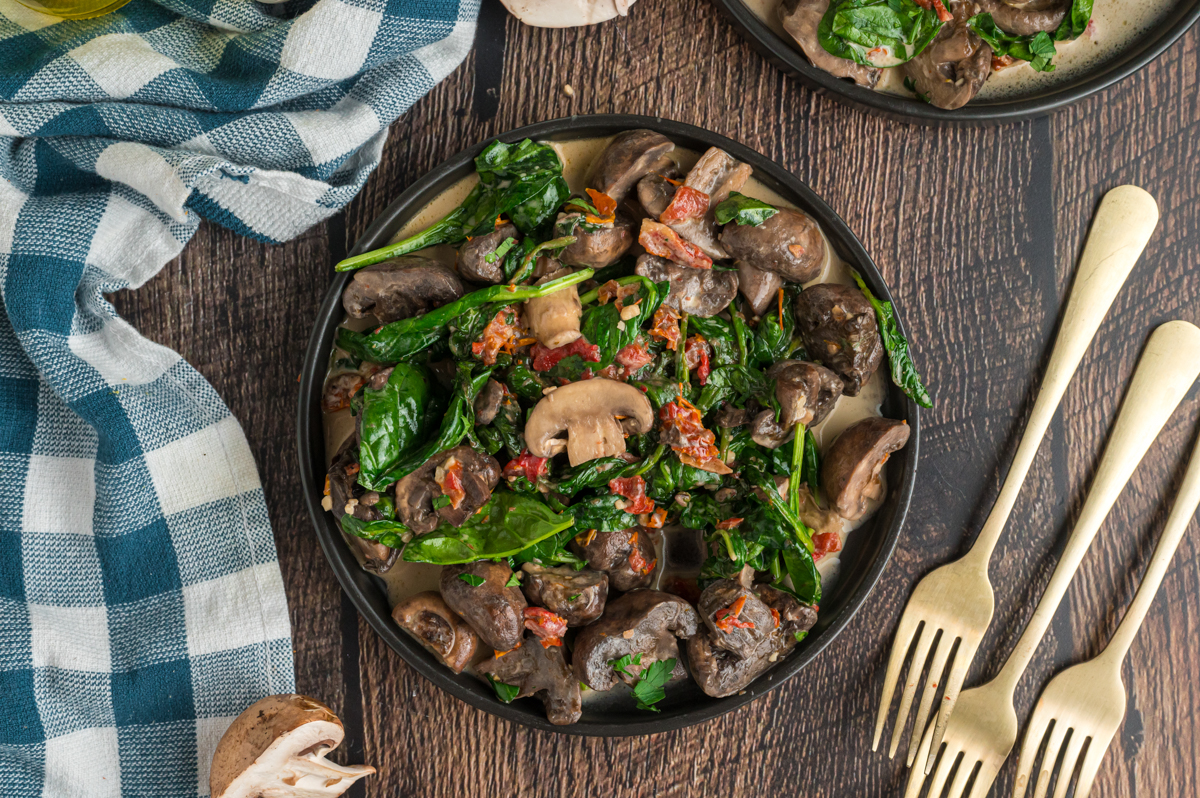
left=357, top=363, right=434, bottom=488
left=403, top=490, right=574, bottom=564
left=850, top=269, right=932, bottom=408
left=713, top=192, right=779, bottom=227
left=818, top=0, right=944, bottom=66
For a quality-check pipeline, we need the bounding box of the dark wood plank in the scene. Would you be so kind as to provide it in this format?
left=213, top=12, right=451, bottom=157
left=110, top=2, right=1200, bottom=794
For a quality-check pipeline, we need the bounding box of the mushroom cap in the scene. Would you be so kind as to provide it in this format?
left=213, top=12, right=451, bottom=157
left=634, top=254, right=739, bottom=318
left=572, top=589, right=699, bottom=691
left=570, top=527, right=657, bottom=592
left=210, top=694, right=374, bottom=798
left=736, top=260, right=785, bottom=318
left=476, top=632, right=582, bottom=725
left=766, top=360, right=844, bottom=429
left=696, top=566, right=777, bottom=661
left=392, top=591, right=480, bottom=674
left=718, top=207, right=829, bottom=284
left=586, top=129, right=675, bottom=205
left=458, top=223, right=518, bottom=284
left=559, top=211, right=635, bottom=269
left=793, top=283, right=883, bottom=397
left=524, top=379, right=654, bottom=466
left=780, top=0, right=880, bottom=88
left=342, top=256, right=464, bottom=324
left=500, top=0, right=636, bottom=28
left=440, top=561, right=528, bottom=652
left=822, top=416, right=910, bottom=521
left=521, top=563, right=609, bottom=626
left=902, top=13, right=992, bottom=111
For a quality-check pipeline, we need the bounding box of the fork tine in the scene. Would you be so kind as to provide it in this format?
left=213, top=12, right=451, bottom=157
left=905, top=719, right=940, bottom=798
left=875, top=616, right=923, bottom=753
left=1072, top=739, right=1106, bottom=798
left=891, top=624, right=939, bottom=758
left=906, top=632, right=955, bottom=766
left=1013, top=710, right=1053, bottom=798
left=945, top=753, right=976, bottom=798
left=924, top=640, right=977, bottom=774
left=968, top=757, right=1003, bottom=798
left=1050, top=732, right=1086, bottom=798
left=1032, top=721, right=1067, bottom=798
left=924, top=743, right=960, bottom=798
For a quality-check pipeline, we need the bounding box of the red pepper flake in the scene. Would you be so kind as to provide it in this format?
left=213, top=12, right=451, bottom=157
left=524, top=607, right=568, bottom=646
left=777, top=288, right=785, bottom=328
left=434, top=458, right=466, bottom=510
left=813, top=531, right=843, bottom=562
left=494, top=640, right=522, bottom=658
left=503, top=450, right=549, bottom=484
left=684, top=335, right=711, bottom=386
left=322, top=475, right=331, bottom=496
left=714, top=595, right=755, bottom=632
left=992, top=54, right=1017, bottom=71
left=931, top=0, right=952, bottom=22
left=530, top=337, right=601, bottom=371
left=648, top=306, right=682, bottom=351
left=657, top=173, right=684, bottom=187
left=659, top=185, right=710, bottom=224
left=659, top=394, right=722, bottom=465
left=471, top=305, right=522, bottom=366
left=639, top=219, right=713, bottom=270
left=770, top=607, right=781, bottom=628
left=715, top=517, right=744, bottom=530
left=609, top=475, right=656, bottom=515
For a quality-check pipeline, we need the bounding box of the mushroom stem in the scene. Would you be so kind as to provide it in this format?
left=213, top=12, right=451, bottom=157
left=285, top=753, right=375, bottom=788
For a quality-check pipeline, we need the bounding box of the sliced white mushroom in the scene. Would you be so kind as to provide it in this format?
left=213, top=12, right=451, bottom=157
left=524, top=379, right=653, bottom=466
left=501, top=0, right=637, bottom=28
left=210, top=694, right=374, bottom=798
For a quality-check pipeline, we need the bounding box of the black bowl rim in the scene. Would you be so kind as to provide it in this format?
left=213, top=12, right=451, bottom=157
left=710, top=0, right=1200, bottom=126
left=297, top=114, right=920, bottom=736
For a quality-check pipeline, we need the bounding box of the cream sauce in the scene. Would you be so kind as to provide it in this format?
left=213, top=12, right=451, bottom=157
left=323, top=134, right=889, bottom=608
left=739, top=0, right=1180, bottom=102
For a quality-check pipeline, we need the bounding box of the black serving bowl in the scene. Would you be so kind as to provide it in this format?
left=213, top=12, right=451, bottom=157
left=711, top=0, right=1200, bottom=125
left=298, top=115, right=920, bottom=735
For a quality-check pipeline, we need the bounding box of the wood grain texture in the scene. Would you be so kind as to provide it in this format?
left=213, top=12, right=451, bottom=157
left=110, top=1, right=1200, bottom=794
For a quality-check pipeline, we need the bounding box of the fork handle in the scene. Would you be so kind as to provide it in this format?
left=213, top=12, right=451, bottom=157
left=1097, top=426, right=1200, bottom=668
left=993, top=321, right=1200, bottom=693
left=965, top=186, right=1159, bottom=566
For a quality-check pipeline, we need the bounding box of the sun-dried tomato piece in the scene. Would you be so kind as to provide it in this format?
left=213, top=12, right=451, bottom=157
left=639, top=219, right=713, bottom=270
left=659, top=185, right=710, bottom=224
left=659, top=395, right=722, bottom=465
left=627, top=530, right=656, bottom=576
left=715, top=517, right=744, bottom=530
left=639, top=507, right=667, bottom=529
left=433, top=457, right=467, bottom=509
left=530, top=337, right=601, bottom=371
left=714, top=595, right=755, bottom=632
left=684, top=335, right=711, bottom=385
left=609, top=475, right=656, bottom=515
left=813, top=531, right=843, bottom=562
left=648, top=306, right=681, bottom=351
left=992, top=54, right=1017, bottom=71
left=597, top=279, right=641, bottom=310
left=524, top=607, right=567, bottom=647
left=931, top=0, right=952, bottom=21
left=471, top=305, right=522, bottom=366
left=770, top=607, right=781, bottom=628
left=614, top=341, right=654, bottom=377
left=586, top=188, right=617, bottom=219
left=503, top=450, right=549, bottom=484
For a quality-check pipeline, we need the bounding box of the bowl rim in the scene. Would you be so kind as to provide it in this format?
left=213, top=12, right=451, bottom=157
left=297, top=113, right=920, bottom=736
left=710, top=0, right=1200, bottom=125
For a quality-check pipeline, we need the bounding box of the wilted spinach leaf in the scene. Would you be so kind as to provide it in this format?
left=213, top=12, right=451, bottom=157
left=403, top=490, right=574, bottom=564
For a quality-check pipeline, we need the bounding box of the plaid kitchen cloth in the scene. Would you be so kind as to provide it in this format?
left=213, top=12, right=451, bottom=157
left=0, top=0, right=478, bottom=796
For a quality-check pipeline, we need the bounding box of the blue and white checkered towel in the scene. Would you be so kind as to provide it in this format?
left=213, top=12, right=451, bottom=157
left=0, top=0, right=477, bottom=795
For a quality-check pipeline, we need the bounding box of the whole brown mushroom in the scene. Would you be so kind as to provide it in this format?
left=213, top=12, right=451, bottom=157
left=440, top=561, right=528, bottom=652
left=634, top=254, right=739, bottom=318
left=822, top=416, right=910, bottom=521
left=458, top=223, right=518, bottom=284
left=342, top=256, right=463, bottom=323
left=521, top=563, right=609, bottom=626
left=476, top=633, right=582, bottom=725
left=719, top=207, right=829, bottom=284
left=780, top=0, right=881, bottom=88
left=793, top=283, right=883, bottom=396
left=573, top=590, right=699, bottom=692
left=586, top=129, right=676, bottom=204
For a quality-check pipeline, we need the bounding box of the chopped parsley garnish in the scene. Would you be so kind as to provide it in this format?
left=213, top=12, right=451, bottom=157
left=567, top=593, right=581, bottom=601
left=609, top=652, right=643, bottom=677
left=458, top=573, right=485, bottom=587
left=631, top=658, right=676, bottom=712
left=505, top=572, right=523, bottom=587
left=794, top=630, right=808, bottom=643
left=487, top=675, right=520, bottom=703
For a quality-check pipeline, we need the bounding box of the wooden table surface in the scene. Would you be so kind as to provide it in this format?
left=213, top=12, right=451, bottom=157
left=112, top=1, right=1200, bottom=795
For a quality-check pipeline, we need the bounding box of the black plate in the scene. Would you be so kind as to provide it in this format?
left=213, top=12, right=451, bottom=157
left=297, top=114, right=920, bottom=735
left=711, top=0, right=1200, bottom=125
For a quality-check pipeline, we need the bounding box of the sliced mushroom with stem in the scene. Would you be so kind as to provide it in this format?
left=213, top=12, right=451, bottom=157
left=570, top=527, right=658, bottom=592
left=440, top=561, right=528, bottom=652
left=634, top=253, right=739, bottom=318
left=210, top=694, right=375, bottom=798
left=524, top=266, right=583, bottom=349
left=392, top=445, right=501, bottom=534
left=780, top=0, right=881, bottom=88
left=392, top=591, right=480, bottom=674
left=586, top=129, right=676, bottom=204
left=719, top=207, right=830, bottom=285
left=822, top=416, right=910, bottom=521
left=458, top=222, right=518, bottom=284
left=342, top=256, right=464, bottom=324
left=476, top=633, right=582, bottom=725
left=793, top=283, right=883, bottom=396
left=572, top=589, right=700, bottom=691
left=521, top=563, right=609, bottom=626
left=524, top=378, right=654, bottom=466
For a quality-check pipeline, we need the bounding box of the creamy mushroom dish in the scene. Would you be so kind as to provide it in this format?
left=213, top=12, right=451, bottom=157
left=320, top=131, right=927, bottom=725
left=742, top=0, right=1176, bottom=110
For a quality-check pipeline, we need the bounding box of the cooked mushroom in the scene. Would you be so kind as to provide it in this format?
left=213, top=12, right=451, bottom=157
left=473, top=378, right=506, bottom=426
left=719, top=207, right=829, bottom=284
left=766, top=360, right=844, bottom=429
left=440, top=561, right=528, bottom=652
left=713, top=402, right=754, bottom=429
left=633, top=253, right=739, bottom=318
left=636, top=171, right=677, bottom=218
left=210, top=694, right=374, bottom=798
left=903, top=7, right=992, bottom=111
left=572, top=590, right=699, bottom=691
left=326, top=438, right=397, bottom=573
left=524, top=379, right=654, bottom=466
left=750, top=408, right=791, bottom=450
left=476, top=633, right=582, bottom=725
left=458, top=222, right=518, bottom=284
left=780, top=0, right=881, bottom=88
left=521, top=563, right=608, bottom=626
left=342, top=257, right=464, bottom=323
left=570, top=527, right=657, bottom=592
left=688, top=584, right=817, bottom=698
left=501, top=0, right=636, bottom=28
left=696, top=565, right=776, bottom=660
left=586, top=129, right=676, bottom=204
left=392, top=591, right=479, bottom=674
left=668, top=147, right=752, bottom=259
left=737, top=260, right=785, bottom=318
left=392, top=446, right=500, bottom=534
left=559, top=210, right=635, bottom=269
left=793, top=283, right=883, bottom=396
left=524, top=266, right=583, bottom=349
left=979, top=0, right=1068, bottom=36
left=822, top=416, right=910, bottom=521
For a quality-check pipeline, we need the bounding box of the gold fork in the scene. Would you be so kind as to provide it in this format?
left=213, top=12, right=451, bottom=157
left=873, top=185, right=1161, bottom=766
left=905, top=320, right=1200, bottom=798
left=1012, top=426, right=1200, bottom=798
